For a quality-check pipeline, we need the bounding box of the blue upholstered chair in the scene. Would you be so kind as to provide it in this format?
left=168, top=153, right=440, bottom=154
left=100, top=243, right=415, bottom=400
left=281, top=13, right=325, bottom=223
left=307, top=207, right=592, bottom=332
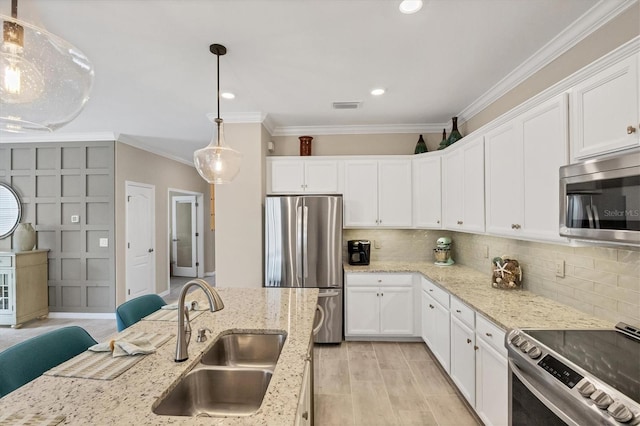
left=0, top=326, right=97, bottom=398
left=115, top=294, right=167, bottom=331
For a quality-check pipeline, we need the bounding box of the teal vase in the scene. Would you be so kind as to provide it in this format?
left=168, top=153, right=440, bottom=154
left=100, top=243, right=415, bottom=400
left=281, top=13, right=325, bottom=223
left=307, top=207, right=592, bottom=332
left=414, top=134, right=428, bottom=154
left=446, top=117, right=463, bottom=146
left=437, top=129, right=448, bottom=150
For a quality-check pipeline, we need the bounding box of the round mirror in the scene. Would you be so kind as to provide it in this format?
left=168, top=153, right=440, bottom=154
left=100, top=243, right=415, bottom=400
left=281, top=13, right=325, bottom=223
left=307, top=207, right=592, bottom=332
left=0, top=183, right=22, bottom=239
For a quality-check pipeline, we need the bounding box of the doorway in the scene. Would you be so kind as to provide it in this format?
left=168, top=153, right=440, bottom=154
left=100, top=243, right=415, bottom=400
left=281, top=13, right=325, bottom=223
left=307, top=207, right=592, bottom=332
left=168, top=189, right=204, bottom=280
left=125, top=181, right=156, bottom=300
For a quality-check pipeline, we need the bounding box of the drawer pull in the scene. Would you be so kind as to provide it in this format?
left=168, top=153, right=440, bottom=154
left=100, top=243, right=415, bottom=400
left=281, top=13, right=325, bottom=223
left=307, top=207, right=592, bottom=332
left=466, top=338, right=472, bottom=344
left=485, top=332, right=493, bottom=337
left=627, top=125, right=637, bottom=134
left=456, top=309, right=462, bottom=313
left=429, top=289, right=433, bottom=292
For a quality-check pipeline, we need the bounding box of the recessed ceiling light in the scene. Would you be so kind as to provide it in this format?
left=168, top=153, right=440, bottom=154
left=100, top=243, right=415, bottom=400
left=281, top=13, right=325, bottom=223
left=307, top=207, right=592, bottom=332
left=371, top=88, right=385, bottom=96
left=221, top=92, right=235, bottom=99
left=399, top=0, right=423, bottom=14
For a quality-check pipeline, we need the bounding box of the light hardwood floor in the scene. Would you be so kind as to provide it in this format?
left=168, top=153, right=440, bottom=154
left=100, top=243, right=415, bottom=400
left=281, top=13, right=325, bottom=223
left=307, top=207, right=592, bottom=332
left=314, top=341, right=481, bottom=426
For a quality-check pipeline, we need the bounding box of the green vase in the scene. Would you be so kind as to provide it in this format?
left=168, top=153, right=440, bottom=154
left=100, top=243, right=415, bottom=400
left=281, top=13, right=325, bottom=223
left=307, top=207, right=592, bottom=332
left=446, top=117, right=463, bottom=146
left=414, top=134, right=428, bottom=154
left=437, top=128, right=448, bottom=150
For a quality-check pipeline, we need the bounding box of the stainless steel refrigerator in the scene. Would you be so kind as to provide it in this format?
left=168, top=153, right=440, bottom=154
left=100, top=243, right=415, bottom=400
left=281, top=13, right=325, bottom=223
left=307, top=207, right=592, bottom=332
left=265, top=195, right=343, bottom=343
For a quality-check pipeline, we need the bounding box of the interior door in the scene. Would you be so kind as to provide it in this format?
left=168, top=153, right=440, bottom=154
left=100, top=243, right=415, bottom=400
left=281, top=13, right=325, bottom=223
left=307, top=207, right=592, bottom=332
left=171, top=195, right=197, bottom=277
left=125, top=182, right=155, bottom=300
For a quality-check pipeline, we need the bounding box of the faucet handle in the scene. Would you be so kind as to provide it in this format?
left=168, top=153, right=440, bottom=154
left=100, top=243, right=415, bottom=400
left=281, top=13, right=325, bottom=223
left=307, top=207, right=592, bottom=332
left=196, top=328, right=213, bottom=343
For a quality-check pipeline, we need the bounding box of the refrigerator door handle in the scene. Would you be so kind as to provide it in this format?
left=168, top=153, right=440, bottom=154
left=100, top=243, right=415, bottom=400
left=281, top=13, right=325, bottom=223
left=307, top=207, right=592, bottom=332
left=313, top=304, right=325, bottom=336
left=318, top=290, right=340, bottom=298
left=303, top=205, right=309, bottom=279
left=296, top=205, right=303, bottom=280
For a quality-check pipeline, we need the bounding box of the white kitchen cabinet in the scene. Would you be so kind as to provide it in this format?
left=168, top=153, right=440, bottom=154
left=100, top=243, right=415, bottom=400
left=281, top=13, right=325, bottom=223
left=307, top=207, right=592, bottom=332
left=345, top=273, right=415, bottom=337
left=268, top=158, right=339, bottom=194
left=412, top=154, right=442, bottom=228
left=295, top=354, right=313, bottom=426
left=0, top=251, right=49, bottom=328
left=343, top=158, right=412, bottom=228
left=450, top=297, right=476, bottom=406
left=442, top=138, right=485, bottom=233
left=571, top=53, right=640, bottom=161
left=485, top=94, right=568, bottom=242
left=475, top=315, right=508, bottom=426
left=421, top=279, right=451, bottom=373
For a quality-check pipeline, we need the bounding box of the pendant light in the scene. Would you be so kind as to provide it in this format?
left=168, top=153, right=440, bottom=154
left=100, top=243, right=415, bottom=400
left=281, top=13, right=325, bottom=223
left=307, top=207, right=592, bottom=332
left=194, top=44, right=242, bottom=184
left=0, top=0, right=94, bottom=133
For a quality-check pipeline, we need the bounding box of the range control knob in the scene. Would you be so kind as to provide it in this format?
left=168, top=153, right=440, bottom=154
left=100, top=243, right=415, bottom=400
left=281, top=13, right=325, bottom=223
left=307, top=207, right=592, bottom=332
left=527, top=346, right=542, bottom=359
left=607, top=401, right=634, bottom=423
left=520, top=341, right=533, bottom=353
left=511, top=335, right=525, bottom=347
left=576, top=379, right=596, bottom=397
left=590, top=389, right=614, bottom=409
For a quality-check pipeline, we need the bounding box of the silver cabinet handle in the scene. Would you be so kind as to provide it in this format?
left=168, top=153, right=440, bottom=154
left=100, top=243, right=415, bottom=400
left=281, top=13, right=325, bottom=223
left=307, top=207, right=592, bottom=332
left=148, top=248, right=154, bottom=252
left=485, top=332, right=493, bottom=337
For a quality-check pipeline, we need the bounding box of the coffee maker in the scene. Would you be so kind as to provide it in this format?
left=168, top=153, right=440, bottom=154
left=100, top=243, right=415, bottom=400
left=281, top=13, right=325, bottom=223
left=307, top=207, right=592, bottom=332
left=434, top=237, right=454, bottom=266
left=348, top=240, right=371, bottom=265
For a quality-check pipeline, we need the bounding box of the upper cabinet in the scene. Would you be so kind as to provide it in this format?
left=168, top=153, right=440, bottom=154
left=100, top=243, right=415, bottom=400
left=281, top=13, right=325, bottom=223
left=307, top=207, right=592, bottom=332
left=344, top=158, right=412, bottom=228
left=442, top=138, right=485, bottom=233
left=268, top=158, right=339, bottom=194
left=485, top=94, right=569, bottom=242
left=413, top=154, right=442, bottom=228
left=571, top=53, right=639, bottom=161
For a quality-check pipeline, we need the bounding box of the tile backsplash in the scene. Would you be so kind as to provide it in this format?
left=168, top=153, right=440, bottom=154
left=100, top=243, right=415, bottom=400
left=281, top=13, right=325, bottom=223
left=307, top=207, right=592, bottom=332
left=344, top=229, right=640, bottom=327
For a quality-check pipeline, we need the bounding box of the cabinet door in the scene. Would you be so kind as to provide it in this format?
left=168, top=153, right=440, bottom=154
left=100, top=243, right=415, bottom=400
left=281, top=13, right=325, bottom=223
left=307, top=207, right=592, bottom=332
left=270, top=160, right=305, bottom=193
left=379, top=286, right=413, bottom=335
left=432, top=298, right=451, bottom=374
left=0, top=269, right=15, bottom=324
left=305, top=160, right=339, bottom=193
left=462, top=140, right=485, bottom=233
left=571, top=54, right=640, bottom=160
left=485, top=122, right=523, bottom=236
left=413, top=156, right=442, bottom=228
left=421, top=290, right=435, bottom=345
left=521, top=95, right=569, bottom=242
left=450, top=315, right=476, bottom=405
left=295, top=358, right=312, bottom=426
left=442, top=149, right=464, bottom=229
left=378, top=160, right=412, bottom=227
left=343, top=160, right=378, bottom=227
left=475, top=337, right=508, bottom=426
left=345, top=286, right=380, bottom=335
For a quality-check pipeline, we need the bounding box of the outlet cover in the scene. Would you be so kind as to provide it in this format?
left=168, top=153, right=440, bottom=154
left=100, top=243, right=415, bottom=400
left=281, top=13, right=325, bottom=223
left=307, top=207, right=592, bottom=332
left=99, top=238, right=109, bottom=248
left=555, top=259, right=565, bottom=278
left=374, top=240, right=381, bottom=249
left=71, top=215, right=80, bottom=223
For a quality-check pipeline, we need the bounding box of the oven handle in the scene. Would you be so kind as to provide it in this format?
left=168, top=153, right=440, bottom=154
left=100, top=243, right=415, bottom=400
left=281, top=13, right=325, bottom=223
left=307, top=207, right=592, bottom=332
left=509, top=359, right=581, bottom=426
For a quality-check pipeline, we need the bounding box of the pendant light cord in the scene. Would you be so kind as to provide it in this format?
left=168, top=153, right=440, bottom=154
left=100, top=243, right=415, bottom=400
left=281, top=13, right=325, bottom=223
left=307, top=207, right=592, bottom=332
left=216, top=49, right=220, bottom=120
left=11, top=0, right=18, bottom=18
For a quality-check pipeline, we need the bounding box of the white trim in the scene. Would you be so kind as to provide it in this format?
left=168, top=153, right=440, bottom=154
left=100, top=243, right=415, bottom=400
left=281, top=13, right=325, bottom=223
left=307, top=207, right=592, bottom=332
left=272, top=123, right=448, bottom=137
left=167, top=187, right=205, bottom=281
left=262, top=115, right=277, bottom=135
left=0, top=131, right=118, bottom=143
left=158, top=289, right=170, bottom=297
left=208, top=112, right=267, bottom=123
left=48, top=312, right=116, bottom=320
left=117, top=134, right=194, bottom=167
left=204, top=271, right=216, bottom=277
left=458, top=0, right=637, bottom=123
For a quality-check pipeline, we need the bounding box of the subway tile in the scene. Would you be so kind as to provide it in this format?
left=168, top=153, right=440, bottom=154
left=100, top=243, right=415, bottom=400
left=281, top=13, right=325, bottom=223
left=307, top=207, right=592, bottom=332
left=593, top=283, right=640, bottom=305
left=574, top=246, right=618, bottom=261
left=557, top=275, right=594, bottom=292
left=618, top=249, right=640, bottom=264
left=618, top=275, right=640, bottom=291
left=594, top=259, right=639, bottom=278
left=573, top=266, right=617, bottom=286
left=617, top=301, right=640, bottom=322
left=578, top=291, right=617, bottom=311
left=563, top=253, right=595, bottom=269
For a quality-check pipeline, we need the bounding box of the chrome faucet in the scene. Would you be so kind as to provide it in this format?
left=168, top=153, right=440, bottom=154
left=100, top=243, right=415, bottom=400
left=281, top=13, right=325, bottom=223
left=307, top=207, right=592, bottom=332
left=175, top=279, right=224, bottom=362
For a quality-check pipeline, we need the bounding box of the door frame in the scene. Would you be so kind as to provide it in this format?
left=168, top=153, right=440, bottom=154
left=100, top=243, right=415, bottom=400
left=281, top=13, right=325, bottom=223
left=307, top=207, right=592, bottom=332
left=125, top=180, right=156, bottom=300
left=167, top=188, right=205, bottom=281
left=171, top=195, right=197, bottom=277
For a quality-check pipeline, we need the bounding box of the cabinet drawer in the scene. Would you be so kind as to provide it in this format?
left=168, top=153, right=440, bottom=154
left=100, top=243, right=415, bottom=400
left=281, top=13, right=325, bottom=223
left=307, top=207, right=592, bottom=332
left=450, top=297, right=475, bottom=328
left=0, top=256, right=12, bottom=267
left=476, top=314, right=507, bottom=356
left=421, top=278, right=449, bottom=308
left=346, top=273, right=413, bottom=287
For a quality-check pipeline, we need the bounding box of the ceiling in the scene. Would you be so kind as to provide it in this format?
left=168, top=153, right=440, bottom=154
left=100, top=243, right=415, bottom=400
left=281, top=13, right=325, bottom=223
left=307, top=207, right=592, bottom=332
left=0, top=0, right=630, bottom=162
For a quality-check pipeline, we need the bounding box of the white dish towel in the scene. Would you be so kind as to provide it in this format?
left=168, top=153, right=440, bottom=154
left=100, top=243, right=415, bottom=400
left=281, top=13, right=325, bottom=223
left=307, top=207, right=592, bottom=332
left=89, top=338, right=156, bottom=357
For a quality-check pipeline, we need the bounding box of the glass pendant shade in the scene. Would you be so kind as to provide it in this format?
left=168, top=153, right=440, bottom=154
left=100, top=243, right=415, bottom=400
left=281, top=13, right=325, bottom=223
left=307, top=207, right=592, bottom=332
left=0, top=14, right=94, bottom=133
left=194, top=118, right=242, bottom=184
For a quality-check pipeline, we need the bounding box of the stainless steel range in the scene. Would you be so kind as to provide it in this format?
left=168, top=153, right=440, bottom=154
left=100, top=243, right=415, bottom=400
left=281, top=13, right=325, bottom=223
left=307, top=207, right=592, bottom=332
left=506, top=322, right=640, bottom=425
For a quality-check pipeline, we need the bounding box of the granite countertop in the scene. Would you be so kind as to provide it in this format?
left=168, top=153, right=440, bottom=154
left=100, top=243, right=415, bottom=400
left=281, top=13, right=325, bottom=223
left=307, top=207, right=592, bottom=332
left=0, top=287, right=319, bottom=425
left=344, top=261, right=613, bottom=330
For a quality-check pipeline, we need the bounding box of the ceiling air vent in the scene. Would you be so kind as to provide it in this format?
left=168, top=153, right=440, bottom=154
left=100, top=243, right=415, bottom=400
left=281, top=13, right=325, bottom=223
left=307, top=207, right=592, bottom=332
left=332, top=101, right=361, bottom=110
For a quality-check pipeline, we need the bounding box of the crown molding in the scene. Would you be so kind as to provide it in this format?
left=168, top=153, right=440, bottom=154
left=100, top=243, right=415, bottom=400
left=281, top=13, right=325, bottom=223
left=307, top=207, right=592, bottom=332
left=117, top=134, right=194, bottom=166
left=457, top=0, right=637, bottom=123
left=271, top=123, right=448, bottom=137
left=0, top=131, right=118, bottom=143
left=207, top=112, right=267, bottom=124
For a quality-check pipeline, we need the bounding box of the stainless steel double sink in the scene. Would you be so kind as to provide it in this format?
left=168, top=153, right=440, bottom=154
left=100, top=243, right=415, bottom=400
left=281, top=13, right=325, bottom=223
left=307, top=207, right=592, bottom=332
left=153, top=330, right=287, bottom=417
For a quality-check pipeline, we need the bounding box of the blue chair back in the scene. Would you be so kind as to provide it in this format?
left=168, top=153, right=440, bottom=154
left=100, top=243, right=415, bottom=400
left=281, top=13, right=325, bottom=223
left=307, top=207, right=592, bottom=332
left=115, top=294, right=166, bottom=331
left=0, top=326, right=97, bottom=397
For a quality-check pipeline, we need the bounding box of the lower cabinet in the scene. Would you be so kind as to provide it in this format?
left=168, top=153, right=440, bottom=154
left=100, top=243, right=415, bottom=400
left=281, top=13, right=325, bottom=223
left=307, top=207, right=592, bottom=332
left=450, top=314, right=476, bottom=405
left=295, top=337, right=314, bottom=426
left=475, top=315, right=508, bottom=426
left=345, top=273, right=415, bottom=337
left=421, top=279, right=451, bottom=373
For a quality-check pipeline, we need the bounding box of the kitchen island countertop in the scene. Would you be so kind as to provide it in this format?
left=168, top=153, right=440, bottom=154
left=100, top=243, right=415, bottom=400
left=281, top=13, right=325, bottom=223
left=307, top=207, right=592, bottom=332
left=0, top=287, right=318, bottom=425
left=344, top=261, right=613, bottom=330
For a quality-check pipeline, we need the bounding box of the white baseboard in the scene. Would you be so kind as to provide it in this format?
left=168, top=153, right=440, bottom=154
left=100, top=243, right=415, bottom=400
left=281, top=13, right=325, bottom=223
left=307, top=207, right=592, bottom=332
left=158, top=289, right=170, bottom=297
left=204, top=271, right=216, bottom=277
left=48, top=312, right=116, bottom=320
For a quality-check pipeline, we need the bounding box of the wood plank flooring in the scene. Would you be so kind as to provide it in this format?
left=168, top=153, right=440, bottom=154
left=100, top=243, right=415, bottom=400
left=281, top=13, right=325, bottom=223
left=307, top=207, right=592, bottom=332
left=314, top=341, right=481, bottom=426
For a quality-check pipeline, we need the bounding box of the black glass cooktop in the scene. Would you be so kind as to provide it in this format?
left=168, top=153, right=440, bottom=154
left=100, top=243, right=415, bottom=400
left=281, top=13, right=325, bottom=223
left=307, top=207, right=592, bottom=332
left=523, top=328, right=640, bottom=404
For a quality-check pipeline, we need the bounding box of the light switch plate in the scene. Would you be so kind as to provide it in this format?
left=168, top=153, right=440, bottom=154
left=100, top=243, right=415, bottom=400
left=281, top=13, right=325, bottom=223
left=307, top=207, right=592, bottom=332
left=555, top=259, right=565, bottom=277
left=374, top=240, right=381, bottom=249
left=71, top=215, right=80, bottom=223
left=99, top=238, right=109, bottom=248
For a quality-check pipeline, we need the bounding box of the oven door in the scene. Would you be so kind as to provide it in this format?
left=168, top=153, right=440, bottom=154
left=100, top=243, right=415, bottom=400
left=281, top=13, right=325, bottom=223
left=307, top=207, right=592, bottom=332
left=509, top=359, right=618, bottom=426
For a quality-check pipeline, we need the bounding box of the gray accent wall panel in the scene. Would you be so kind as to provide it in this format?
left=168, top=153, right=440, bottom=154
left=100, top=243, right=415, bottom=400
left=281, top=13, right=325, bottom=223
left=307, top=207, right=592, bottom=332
left=0, top=142, right=115, bottom=313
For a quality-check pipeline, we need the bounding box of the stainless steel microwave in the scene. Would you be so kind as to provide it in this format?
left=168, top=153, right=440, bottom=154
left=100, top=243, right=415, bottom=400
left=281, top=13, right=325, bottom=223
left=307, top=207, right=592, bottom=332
left=560, top=151, right=640, bottom=245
